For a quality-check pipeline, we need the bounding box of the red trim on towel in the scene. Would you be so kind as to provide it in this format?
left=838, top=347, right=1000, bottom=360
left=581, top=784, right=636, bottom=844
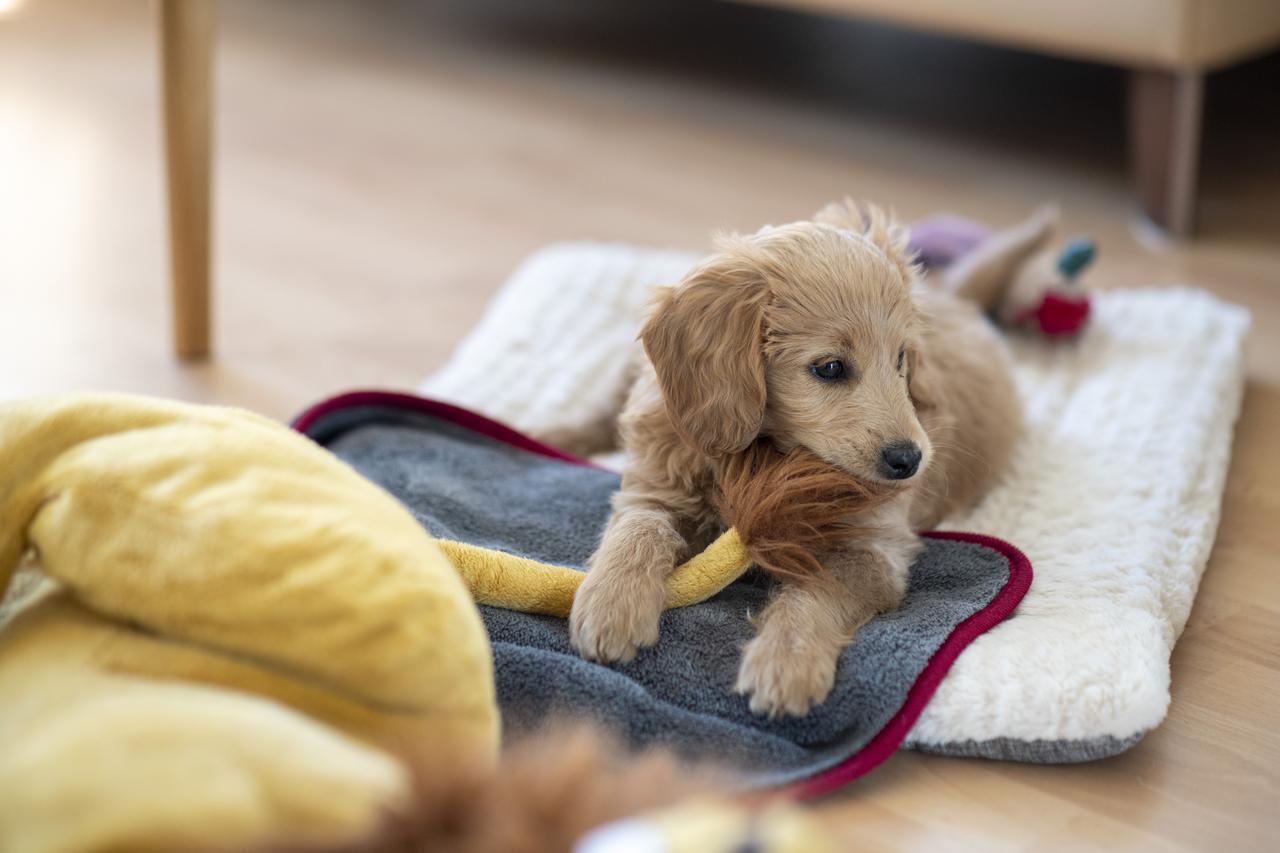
left=292, top=389, right=605, bottom=469
left=293, top=391, right=1032, bottom=797
left=786, top=530, right=1032, bottom=801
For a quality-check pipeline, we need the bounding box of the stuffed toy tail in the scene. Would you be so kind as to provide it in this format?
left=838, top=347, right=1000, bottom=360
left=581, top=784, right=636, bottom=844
left=278, top=724, right=833, bottom=853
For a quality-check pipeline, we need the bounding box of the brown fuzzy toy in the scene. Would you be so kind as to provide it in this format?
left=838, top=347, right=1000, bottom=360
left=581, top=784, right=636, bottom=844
left=714, top=440, right=895, bottom=578
left=270, top=726, right=719, bottom=853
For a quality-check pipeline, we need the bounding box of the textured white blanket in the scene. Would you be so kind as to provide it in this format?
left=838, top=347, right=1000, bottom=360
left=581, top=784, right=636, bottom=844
left=422, top=243, right=1249, bottom=759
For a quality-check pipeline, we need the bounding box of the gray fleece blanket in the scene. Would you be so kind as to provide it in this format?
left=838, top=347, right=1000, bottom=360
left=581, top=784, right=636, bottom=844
left=298, top=394, right=1027, bottom=791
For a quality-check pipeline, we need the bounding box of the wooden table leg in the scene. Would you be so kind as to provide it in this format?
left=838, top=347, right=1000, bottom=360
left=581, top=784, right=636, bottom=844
left=158, top=0, right=215, bottom=360
left=1128, top=67, right=1204, bottom=239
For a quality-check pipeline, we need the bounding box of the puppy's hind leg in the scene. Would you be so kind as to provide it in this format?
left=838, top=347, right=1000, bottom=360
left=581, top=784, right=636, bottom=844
left=570, top=505, right=686, bottom=663
left=531, top=355, right=639, bottom=458
left=536, top=410, right=621, bottom=459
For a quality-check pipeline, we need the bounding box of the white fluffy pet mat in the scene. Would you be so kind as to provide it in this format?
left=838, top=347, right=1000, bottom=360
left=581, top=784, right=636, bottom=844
left=421, top=243, right=1249, bottom=761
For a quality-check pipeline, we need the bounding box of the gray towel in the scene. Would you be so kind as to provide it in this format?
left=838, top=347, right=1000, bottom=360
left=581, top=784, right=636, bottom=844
left=301, top=400, right=1020, bottom=789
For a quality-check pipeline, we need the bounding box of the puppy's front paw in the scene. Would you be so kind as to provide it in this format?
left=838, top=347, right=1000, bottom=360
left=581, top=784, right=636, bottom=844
left=734, top=635, right=838, bottom=718
left=568, top=575, right=662, bottom=664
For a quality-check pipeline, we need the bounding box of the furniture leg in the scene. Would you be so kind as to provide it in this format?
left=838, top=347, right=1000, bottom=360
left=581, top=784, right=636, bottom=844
left=158, top=0, right=215, bottom=360
left=1128, top=67, right=1204, bottom=238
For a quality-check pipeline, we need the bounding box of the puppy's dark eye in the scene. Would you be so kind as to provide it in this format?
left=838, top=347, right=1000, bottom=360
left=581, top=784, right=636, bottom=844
left=897, top=348, right=907, bottom=373
left=811, top=359, right=846, bottom=381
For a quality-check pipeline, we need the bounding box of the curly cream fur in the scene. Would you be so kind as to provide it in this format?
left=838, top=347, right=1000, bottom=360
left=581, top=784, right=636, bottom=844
left=569, top=202, right=1022, bottom=717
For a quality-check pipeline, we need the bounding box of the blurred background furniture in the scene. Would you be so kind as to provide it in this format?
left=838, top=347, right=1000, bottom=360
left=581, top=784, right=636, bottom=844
left=158, top=0, right=213, bottom=360
left=152, top=0, right=1280, bottom=359
left=732, top=0, right=1280, bottom=237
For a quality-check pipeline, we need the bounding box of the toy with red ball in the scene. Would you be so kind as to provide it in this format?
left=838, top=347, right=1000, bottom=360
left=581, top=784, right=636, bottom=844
left=909, top=210, right=1095, bottom=339
left=1013, top=238, right=1095, bottom=337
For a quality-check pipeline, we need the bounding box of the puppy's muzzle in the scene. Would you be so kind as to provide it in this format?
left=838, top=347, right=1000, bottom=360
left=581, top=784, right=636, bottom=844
left=880, top=441, right=922, bottom=481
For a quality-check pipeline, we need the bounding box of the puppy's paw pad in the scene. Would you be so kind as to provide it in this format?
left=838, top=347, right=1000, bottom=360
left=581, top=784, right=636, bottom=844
left=735, top=638, right=837, bottom=718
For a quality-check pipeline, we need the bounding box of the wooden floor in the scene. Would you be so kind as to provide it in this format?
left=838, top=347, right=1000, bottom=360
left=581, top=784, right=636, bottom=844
left=2, top=0, right=1277, bottom=849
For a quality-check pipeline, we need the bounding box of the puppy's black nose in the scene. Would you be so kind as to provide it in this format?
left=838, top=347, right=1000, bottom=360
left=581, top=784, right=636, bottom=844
left=880, top=441, right=922, bottom=480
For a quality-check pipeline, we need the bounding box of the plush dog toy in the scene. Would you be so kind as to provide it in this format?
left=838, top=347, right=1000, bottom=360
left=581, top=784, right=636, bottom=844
left=0, top=393, right=830, bottom=853
left=911, top=208, right=1095, bottom=337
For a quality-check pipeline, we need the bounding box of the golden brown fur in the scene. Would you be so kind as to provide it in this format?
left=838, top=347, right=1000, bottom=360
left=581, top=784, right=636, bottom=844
left=714, top=440, right=893, bottom=579
left=567, top=201, right=1022, bottom=717
left=263, top=726, right=717, bottom=853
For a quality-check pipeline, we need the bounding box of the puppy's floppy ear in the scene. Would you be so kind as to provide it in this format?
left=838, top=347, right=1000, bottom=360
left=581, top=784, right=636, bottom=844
left=641, top=246, right=769, bottom=457
left=905, top=345, right=938, bottom=411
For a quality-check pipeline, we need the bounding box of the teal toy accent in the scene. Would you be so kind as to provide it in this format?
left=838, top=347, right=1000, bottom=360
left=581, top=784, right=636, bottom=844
left=1057, top=238, right=1096, bottom=279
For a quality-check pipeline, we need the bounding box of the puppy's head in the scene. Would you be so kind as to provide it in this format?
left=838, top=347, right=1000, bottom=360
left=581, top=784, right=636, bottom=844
left=641, top=204, right=932, bottom=486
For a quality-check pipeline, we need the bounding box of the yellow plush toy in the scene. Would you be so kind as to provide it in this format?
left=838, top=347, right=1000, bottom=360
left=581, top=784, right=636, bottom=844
left=0, top=393, right=501, bottom=851
left=0, top=394, right=828, bottom=853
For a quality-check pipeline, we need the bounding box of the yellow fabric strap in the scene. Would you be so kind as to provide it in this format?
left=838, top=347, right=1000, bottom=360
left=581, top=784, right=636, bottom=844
left=436, top=528, right=751, bottom=618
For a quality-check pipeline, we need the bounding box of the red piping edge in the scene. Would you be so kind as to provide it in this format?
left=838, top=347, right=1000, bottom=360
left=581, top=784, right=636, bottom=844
left=291, top=389, right=605, bottom=469
left=292, top=390, right=1032, bottom=797
left=785, top=530, right=1032, bottom=800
